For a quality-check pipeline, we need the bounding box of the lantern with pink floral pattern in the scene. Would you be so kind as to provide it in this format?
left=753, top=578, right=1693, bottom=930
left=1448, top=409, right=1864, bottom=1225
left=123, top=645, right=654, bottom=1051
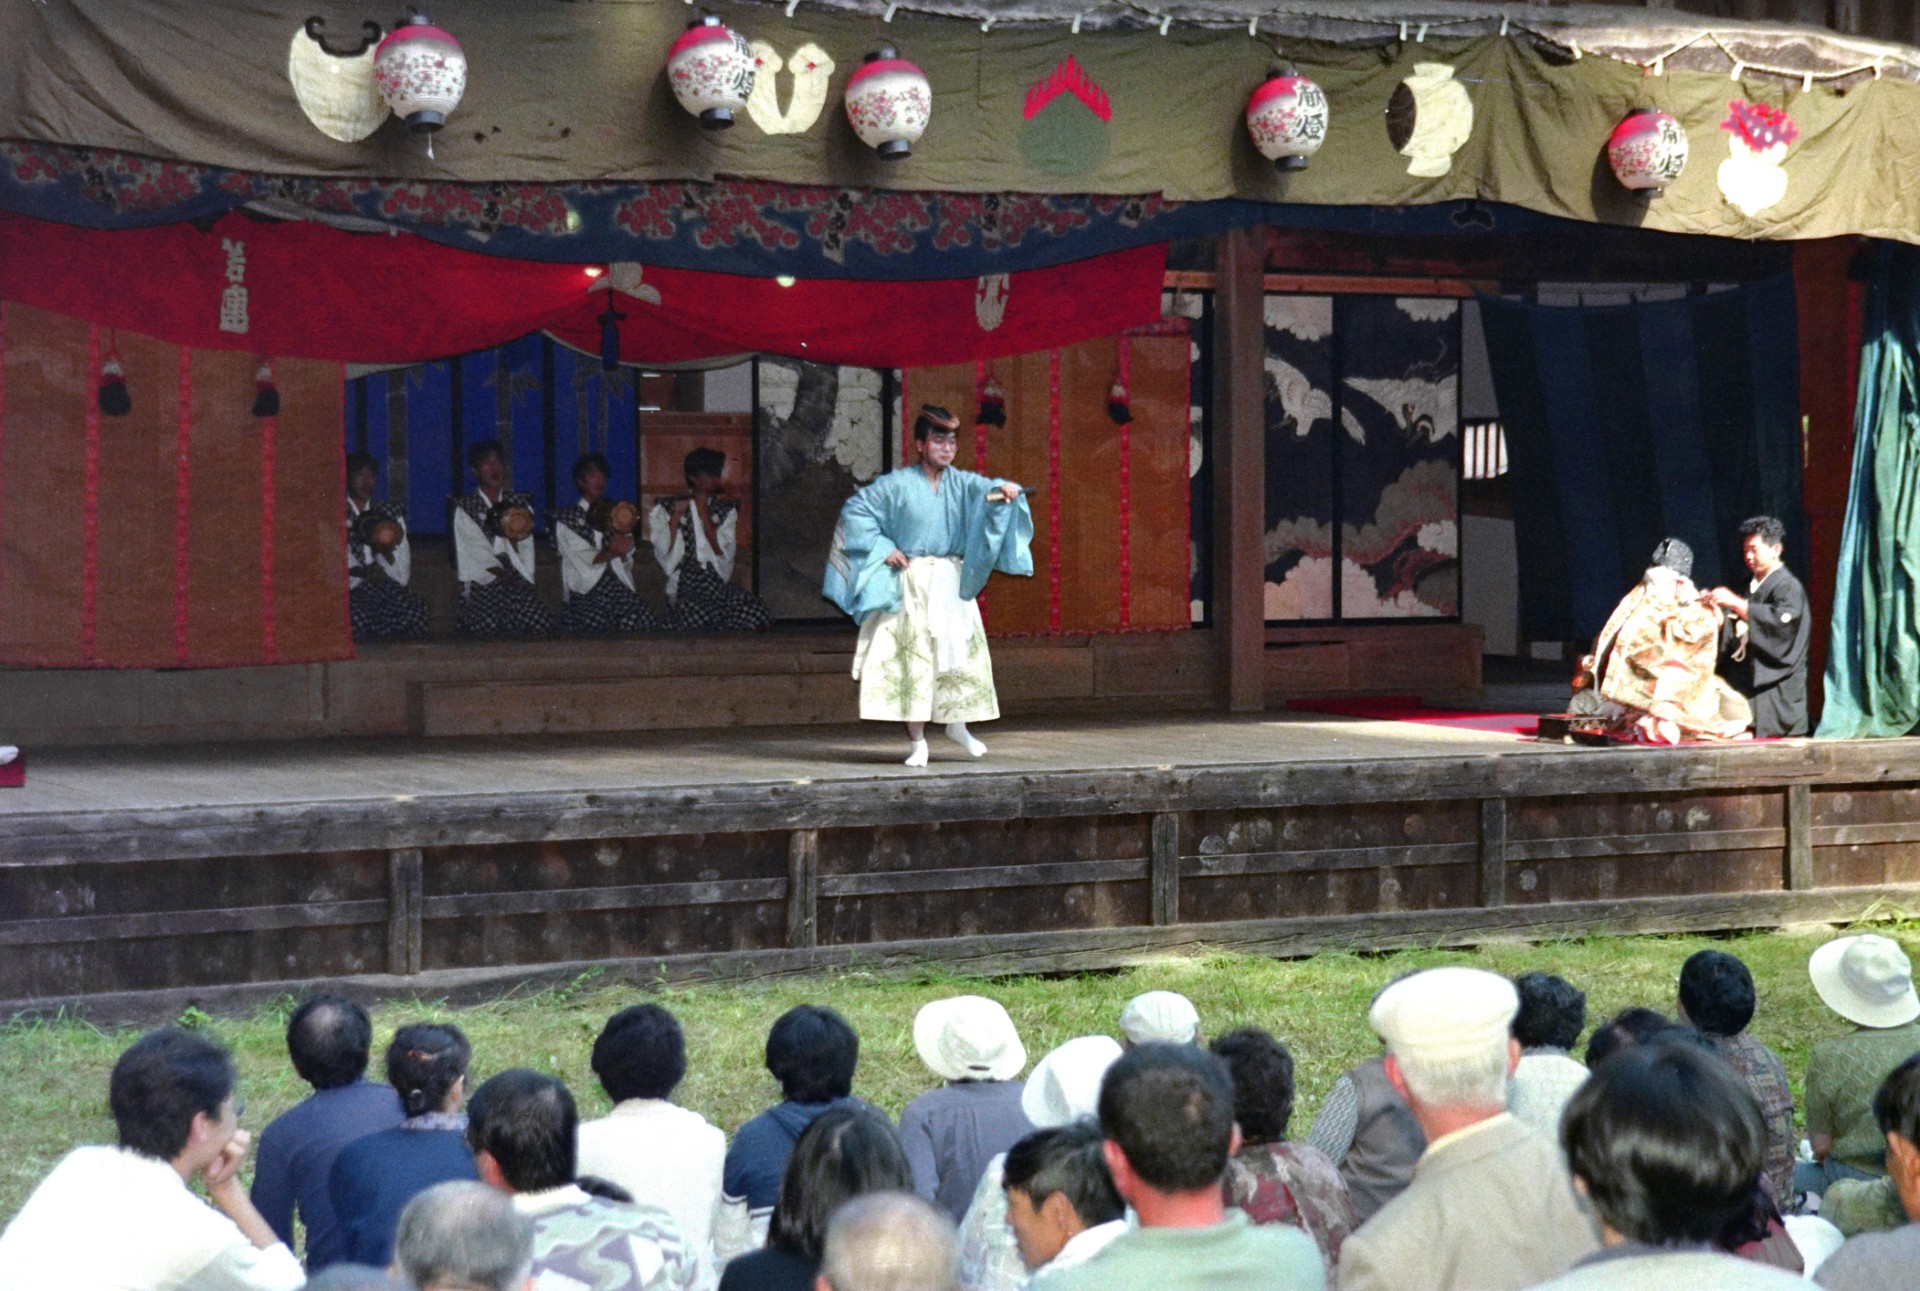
left=1607, top=108, right=1689, bottom=196
left=373, top=15, right=466, bottom=133
left=1246, top=67, right=1328, bottom=171
left=845, top=47, right=931, bottom=160
left=668, top=16, right=756, bottom=130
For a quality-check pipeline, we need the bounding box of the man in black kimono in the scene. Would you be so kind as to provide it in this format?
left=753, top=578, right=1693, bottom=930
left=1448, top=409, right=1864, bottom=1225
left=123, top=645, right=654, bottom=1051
left=1706, top=515, right=1811, bottom=737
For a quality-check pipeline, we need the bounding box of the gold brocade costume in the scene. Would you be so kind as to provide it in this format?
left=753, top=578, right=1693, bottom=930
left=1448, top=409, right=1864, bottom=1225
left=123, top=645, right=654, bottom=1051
left=1589, top=571, right=1752, bottom=744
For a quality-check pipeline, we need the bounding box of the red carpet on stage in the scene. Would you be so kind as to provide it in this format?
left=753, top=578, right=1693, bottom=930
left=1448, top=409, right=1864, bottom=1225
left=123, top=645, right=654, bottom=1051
left=1286, top=696, right=1540, bottom=738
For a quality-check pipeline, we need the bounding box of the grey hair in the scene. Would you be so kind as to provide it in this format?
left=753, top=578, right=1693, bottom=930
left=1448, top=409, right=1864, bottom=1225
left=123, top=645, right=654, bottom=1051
left=820, top=1191, right=960, bottom=1291
left=1393, top=1041, right=1513, bottom=1111
left=393, top=1181, right=534, bottom=1291
left=303, top=1266, right=412, bottom=1291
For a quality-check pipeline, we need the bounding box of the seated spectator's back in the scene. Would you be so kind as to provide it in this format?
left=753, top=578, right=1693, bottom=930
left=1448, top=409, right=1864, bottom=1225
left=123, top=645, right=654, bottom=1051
left=250, top=994, right=404, bottom=1271
left=900, top=996, right=1033, bottom=1222
left=1679, top=950, right=1798, bottom=1205
left=1814, top=1053, right=1920, bottom=1289
left=1802, top=935, right=1920, bottom=1190
left=1506, top=973, right=1587, bottom=1135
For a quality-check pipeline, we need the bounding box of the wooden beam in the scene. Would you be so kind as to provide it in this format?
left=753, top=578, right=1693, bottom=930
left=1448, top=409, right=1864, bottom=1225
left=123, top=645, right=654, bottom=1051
left=26, top=883, right=1920, bottom=1025
left=388, top=848, right=423, bottom=976
left=1479, top=799, right=1508, bottom=907
left=1787, top=784, right=1815, bottom=891
left=1167, top=271, right=1489, bottom=297
left=787, top=829, right=818, bottom=950
left=1152, top=813, right=1180, bottom=925
left=1210, top=226, right=1268, bottom=713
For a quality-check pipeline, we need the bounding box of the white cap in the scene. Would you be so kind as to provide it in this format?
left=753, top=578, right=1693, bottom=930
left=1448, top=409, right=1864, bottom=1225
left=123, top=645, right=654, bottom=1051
left=1370, top=968, right=1519, bottom=1063
left=1119, top=991, right=1200, bottom=1045
left=1810, top=935, right=1920, bottom=1029
left=914, top=996, right=1027, bottom=1083
left=1021, top=1035, right=1124, bottom=1127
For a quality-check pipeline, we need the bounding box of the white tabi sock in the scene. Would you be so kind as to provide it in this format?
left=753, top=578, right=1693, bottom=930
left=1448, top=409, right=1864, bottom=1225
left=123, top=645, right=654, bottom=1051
left=904, top=738, right=930, bottom=768
left=945, top=722, right=987, bottom=757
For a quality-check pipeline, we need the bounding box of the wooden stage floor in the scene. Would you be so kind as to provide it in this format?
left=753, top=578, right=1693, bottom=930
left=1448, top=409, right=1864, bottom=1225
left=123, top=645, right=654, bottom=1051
left=5, top=712, right=1919, bottom=1021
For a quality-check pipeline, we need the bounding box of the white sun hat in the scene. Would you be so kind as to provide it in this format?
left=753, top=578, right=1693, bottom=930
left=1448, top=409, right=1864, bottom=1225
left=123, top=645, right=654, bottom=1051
left=1370, top=967, right=1518, bottom=1063
left=914, top=995, right=1027, bottom=1083
left=1809, top=935, right=1920, bottom=1029
left=1118, top=990, right=1200, bottom=1045
left=1021, top=1034, right=1125, bottom=1127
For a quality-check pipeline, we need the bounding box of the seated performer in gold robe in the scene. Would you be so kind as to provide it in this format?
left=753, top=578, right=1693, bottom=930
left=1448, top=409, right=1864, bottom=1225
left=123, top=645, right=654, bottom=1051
left=1576, top=539, right=1752, bottom=746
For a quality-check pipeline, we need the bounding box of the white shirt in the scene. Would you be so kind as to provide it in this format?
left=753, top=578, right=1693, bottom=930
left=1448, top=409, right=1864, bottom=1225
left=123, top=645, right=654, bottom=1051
left=347, top=496, right=412, bottom=590
left=454, top=490, right=536, bottom=586
left=576, top=1099, right=727, bottom=1290
left=648, top=500, right=737, bottom=600
left=557, top=503, right=636, bottom=598
left=1035, top=1219, right=1128, bottom=1281
left=0, top=1145, right=305, bottom=1291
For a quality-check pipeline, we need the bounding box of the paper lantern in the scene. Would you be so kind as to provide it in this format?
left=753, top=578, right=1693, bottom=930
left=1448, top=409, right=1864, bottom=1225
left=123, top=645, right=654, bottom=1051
left=1608, top=108, right=1689, bottom=195
left=373, top=15, right=466, bottom=133
left=845, top=47, right=931, bottom=160
left=668, top=17, right=756, bottom=130
left=1246, top=68, right=1328, bottom=171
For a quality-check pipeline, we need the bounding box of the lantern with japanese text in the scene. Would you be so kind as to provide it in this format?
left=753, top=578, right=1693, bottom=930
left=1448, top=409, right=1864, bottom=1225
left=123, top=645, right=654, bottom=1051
left=1246, top=67, right=1328, bottom=171
left=373, top=15, right=466, bottom=133
left=1607, top=108, right=1689, bottom=195
left=845, top=47, right=930, bottom=160
left=668, top=16, right=756, bottom=129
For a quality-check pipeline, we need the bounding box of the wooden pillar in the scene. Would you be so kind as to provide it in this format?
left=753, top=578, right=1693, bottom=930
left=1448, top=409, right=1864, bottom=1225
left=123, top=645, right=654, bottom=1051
left=787, top=829, right=819, bottom=949
left=387, top=847, right=423, bottom=976
left=1211, top=227, right=1267, bottom=712
left=1151, top=813, right=1181, bottom=926
left=1478, top=799, right=1508, bottom=908
left=1793, top=239, right=1861, bottom=724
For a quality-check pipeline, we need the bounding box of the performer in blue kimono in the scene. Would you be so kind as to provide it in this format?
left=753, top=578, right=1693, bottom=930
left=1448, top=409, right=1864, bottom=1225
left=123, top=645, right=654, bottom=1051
left=823, top=405, right=1034, bottom=767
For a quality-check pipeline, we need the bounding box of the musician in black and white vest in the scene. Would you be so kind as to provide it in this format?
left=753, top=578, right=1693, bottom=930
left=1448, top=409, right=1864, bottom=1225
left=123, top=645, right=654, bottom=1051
left=554, top=452, right=664, bottom=634
left=648, top=447, right=772, bottom=632
left=452, top=439, right=558, bottom=637
left=345, top=451, right=428, bottom=641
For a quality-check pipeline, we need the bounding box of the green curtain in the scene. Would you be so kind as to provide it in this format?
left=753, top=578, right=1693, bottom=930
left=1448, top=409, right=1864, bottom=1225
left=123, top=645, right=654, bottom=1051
left=1818, top=242, right=1920, bottom=740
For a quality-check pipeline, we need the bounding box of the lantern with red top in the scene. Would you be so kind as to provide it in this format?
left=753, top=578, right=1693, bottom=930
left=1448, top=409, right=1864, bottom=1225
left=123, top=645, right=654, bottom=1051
left=373, top=13, right=467, bottom=134
left=668, top=16, right=757, bottom=130
left=1246, top=65, right=1328, bottom=172
left=1607, top=107, right=1689, bottom=196
left=845, top=47, right=931, bottom=160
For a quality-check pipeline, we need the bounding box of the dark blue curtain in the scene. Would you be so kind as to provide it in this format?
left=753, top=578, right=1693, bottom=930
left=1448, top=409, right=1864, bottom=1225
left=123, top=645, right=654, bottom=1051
left=1481, top=278, right=1805, bottom=642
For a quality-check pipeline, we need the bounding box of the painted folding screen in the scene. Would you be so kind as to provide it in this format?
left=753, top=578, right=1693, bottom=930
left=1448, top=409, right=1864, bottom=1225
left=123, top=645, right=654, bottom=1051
left=908, top=330, right=1192, bottom=635
left=0, top=302, right=347, bottom=667
left=1479, top=277, right=1805, bottom=643
left=344, top=336, right=639, bottom=537
left=1264, top=295, right=1462, bottom=622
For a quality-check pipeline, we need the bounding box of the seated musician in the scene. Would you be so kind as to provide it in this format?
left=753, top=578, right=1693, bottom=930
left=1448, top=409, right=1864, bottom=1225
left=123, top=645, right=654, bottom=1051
left=554, top=452, right=663, bottom=634
left=1576, top=539, right=1751, bottom=745
left=648, top=447, right=772, bottom=631
left=452, top=439, right=558, bottom=637
left=345, top=452, right=429, bottom=641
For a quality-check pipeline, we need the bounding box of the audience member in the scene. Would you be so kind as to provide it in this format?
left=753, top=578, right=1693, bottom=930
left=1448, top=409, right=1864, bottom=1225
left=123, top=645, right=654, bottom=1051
left=1209, top=1027, right=1355, bottom=1265
left=816, top=1192, right=960, bottom=1291
left=1677, top=950, right=1799, bottom=1206
left=331, top=1022, right=480, bottom=1267
left=393, top=1179, right=535, bottom=1291
left=0, top=1027, right=305, bottom=1289
left=1118, top=991, right=1200, bottom=1046
left=251, top=994, right=405, bottom=1271
left=1799, top=935, right=1920, bottom=1196
left=578, top=1003, right=727, bottom=1283
left=1001, top=1121, right=1126, bottom=1280
left=304, top=1264, right=414, bottom=1291
left=1506, top=972, right=1588, bottom=1134
left=902, top=995, right=1034, bottom=1222
left=1529, top=1040, right=1804, bottom=1289
left=1336, top=968, right=1600, bottom=1291
left=1039, top=1043, right=1325, bottom=1291
left=1305, top=980, right=1427, bottom=1227
left=956, top=1034, right=1124, bottom=1291
left=1581, top=1005, right=1670, bottom=1067
left=719, top=1005, right=862, bottom=1259
left=1819, top=1174, right=1906, bottom=1236
left=468, top=1068, right=697, bottom=1291
left=1816, top=1054, right=1920, bottom=1288
left=720, top=1104, right=913, bottom=1291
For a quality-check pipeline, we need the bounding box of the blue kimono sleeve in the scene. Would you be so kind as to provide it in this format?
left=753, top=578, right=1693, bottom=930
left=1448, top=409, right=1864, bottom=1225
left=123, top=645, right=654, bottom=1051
left=822, top=481, right=903, bottom=622
left=958, top=475, right=1035, bottom=601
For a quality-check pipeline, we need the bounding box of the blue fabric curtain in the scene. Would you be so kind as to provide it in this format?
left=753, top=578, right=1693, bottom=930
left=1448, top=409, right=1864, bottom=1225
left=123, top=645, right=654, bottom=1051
left=1819, top=243, right=1920, bottom=739
left=1480, top=279, right=1806, bottom=643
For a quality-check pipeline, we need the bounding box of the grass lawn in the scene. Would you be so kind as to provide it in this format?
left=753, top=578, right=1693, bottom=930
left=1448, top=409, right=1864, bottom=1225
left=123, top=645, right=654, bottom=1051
left=3, top=923, right=1916, bottom=1227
